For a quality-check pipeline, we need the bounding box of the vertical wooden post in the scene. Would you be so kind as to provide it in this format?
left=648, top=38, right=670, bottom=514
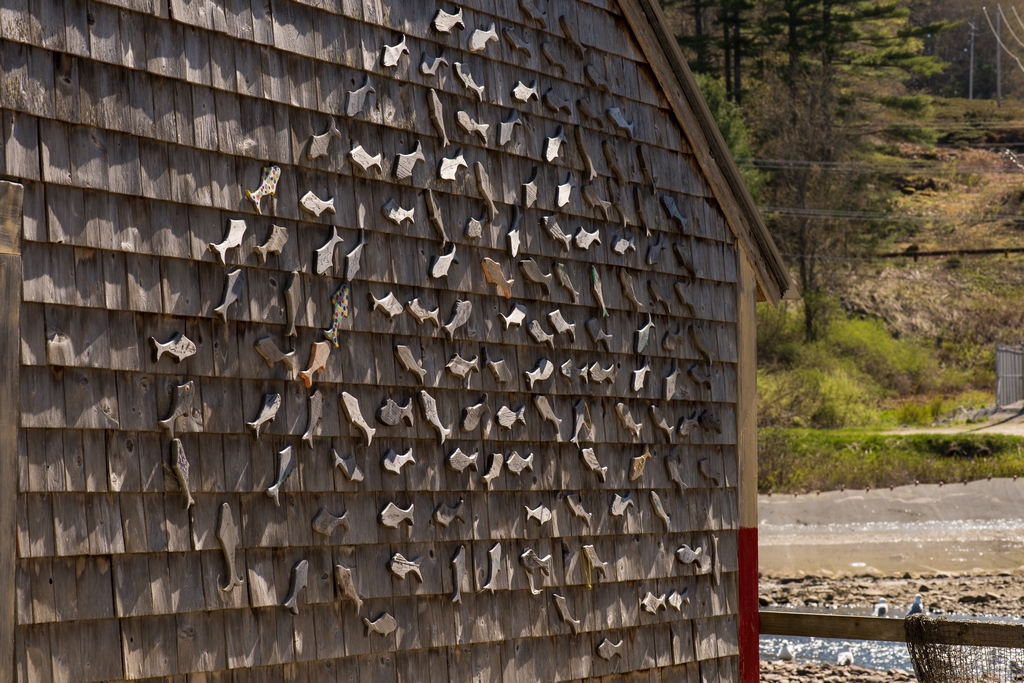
left=736, top=245, right=760, bottom=683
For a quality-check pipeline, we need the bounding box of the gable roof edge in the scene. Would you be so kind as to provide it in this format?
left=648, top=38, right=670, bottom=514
left=619, top=0, right=791, bottom=305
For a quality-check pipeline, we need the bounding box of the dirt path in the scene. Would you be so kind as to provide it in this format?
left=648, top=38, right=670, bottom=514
left=882, top=409, right=1024, bottom=437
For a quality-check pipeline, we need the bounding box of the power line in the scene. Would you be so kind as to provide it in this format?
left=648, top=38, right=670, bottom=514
left=983, top=5, right=1024, bottom=74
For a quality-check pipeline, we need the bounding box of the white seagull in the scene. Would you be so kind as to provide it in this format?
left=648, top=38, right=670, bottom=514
left=837, top=651, right=854, bottom=666
left=777, top=640, right=795, bottom=661
left=873, top=597, right=888, bottom=617
left=907, top=594, right=923, bottom=616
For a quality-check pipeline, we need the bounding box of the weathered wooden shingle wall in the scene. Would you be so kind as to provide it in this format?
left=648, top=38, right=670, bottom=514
left=2, top=0, right=741, bottom=680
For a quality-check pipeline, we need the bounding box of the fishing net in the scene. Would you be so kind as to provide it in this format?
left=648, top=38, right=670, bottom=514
left=906, top=615, right=1024, bottom=682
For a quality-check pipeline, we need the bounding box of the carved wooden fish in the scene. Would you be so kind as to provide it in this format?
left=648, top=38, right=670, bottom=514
left=334, top=564, right=362, bottom=614
left=332, top=449, right=364, bottom=482
left=481, top=452, right=504, bottom=490
left=525, top=504, right=552, bottom=526
left=283, top=271, right=301, bottom=338
left=688, top=363, right=712, bottom=392
left=607, top=107, right=635, bottom=138
left=525, top=359, right=554, bottom=389
left=601, top=142, right=627, bottom=189
left=266, top=445, right=296, bottom=507
left=482, top=542, right=502, bottom=592
left=589, top=266, right=608, bottom=318
left=520, top=259, right=553, bottom=295
left=381, top=198, right=414, bottom=225
left=445, top=354, right=479, bottom=383
left=712, top=535, right=721, bottom=585
left=500, top=110, right=523, bottom=148
left=380, top=501, right=415, bottom=528
left=496, top=405, right=526, bottom=430
left=675, top=280, right=697, bottom=315
left=506, top=451, right=534, bottom=475
left=395, top=345, right=426, bottom=385
left=610, top=492, right=635, bottom=517
left=150, top=331, right=196, bottom=363
left=541, top=42, right=567, bottom=74
left=465, top=212, right=485, bottom=239
left=427, top=88, right=449, bottom=148
left=485, top=357, right=512, bottom=383
left=648, top=279, right=672, bottom=315
left=447, top=448, right=479, bottom=473
left=532, top=395, right=564, bottom=440
left=381, top=34, right=408, bottom=68
left=312, top=507, right=350, bottom=537
left=545, top=125, right=567, bottom=162
left=406, top=298, right=440, bottom=327
left=363, top=612, right=397, bottom=637
left=341, top=392, right=376, bottom=445
left=300, top=191, right=335, bottom=217
left=312, top=228, right=344, bottom=278
left=370, top=292, right=404, bottom=319
left=665, top=453, right=687, bottom=495
left=556, top=172, right=576, bottom=208
left=434, top=498, right=466, bottom=527
left=512, top=79, right=539, bottom=102
left=419, top=390, right=452, bottom=443
left=650, top=491, right=671, bottom=530
left=571, top=398, right=593, bottom=446
left=664, top=366, right=688, bottom=401
left=553, top=594, right=581, bottom=634
left=641, top=591, right=667, bottom=614
left=461, top=399, right=489, bottom=432
left=214, top=269, right=245, bottom=323
left=544, top=88, right=572, bottom=116
left=582, top=544, right=609, bottom=579
left=481, top=258, right=514, bottom=299
left=170, top=438, right=195, bottom=510
left=597, top=638, right=624, bottom=661
left=578, top=97, right=604, bottom=127
left=246, top=393, right=281, bottom=439
left=561, top=359, right=588, bottom=383
left=528, top=320, right=555, bottom=348
left=583, top=183, right=613, bottom=220
left=376, top=397, right=414, bottom=427
left=347, top=76, right=375, bottom=118
left=519, top=0, right=548, bottom=27
left=636, top=314, right=655, bottom=354
left=699, top=409, right=722, bottom=435
left=451, top=545, right=466, bottom=603
left=253, top=223, right=288, bottom=264
left=433, top=7, right=464, bottom=33
left=500, top=302, right=527, bottom=329
left=677, top=544, right=703, bottom=566
left=209, top=219, right=246, bottom=264
left=574, top=226, right=601, bottom=251
left=633, top=361, right=651, bottom=393
left=283, top=559, right=308, bottom=615
left=389, top=553, right=422, bottom=582
left=616, top=403, right=643, bottom=442
left=395, top=141, right=425, bottom=180
left=583, top=320, right=612, bottom=354
left=662, top=194, right=688, bottom=230
left=216, top=503, right=244, bottom=592
left=350, top=144, right=383, bottom=173
left=443, top=300, right=472, bottom=340
left=629, top=445, right=653, bottom=481
left=439, top=151, right=468, bottom=181
left=468, top=23, right=498, bottom=52
left=699, top=457, right=722, bottom=487
left=475, top=162, right=499, bottom=221
left=689, top=323, right=713, bottom=363
left=650, top=405, right=675, bottom=442
left=546, top=311, right=575, bottom=343
left=255, top=337, right=297, bottom=378
left=553, top=263, right=580, bottom=304
left=647, top=232, right=665, bottom=266
left=298, top=341, right=330, bottom=388
left=159, top=381, right=197, bottom=438
left=573, top=125, right=597, bottom=182
left=669, top=589, right=690, bottom=610
left=565, top=493, right=592, bottom=527
left=520, top=548, right=551, bottom=595
left=246, top=165, right=280, bottom=214
left=590, top=361, right=616, bottom=385
left=580, top=447, right=607, bottom=482
left=522, top=167, right=539, bottom=209
left=453, top=61, right=484, bottom=101
left=308, top=116, right=341, bottom=160
left=502, top=26, right=532, bottom=58
left=421, top=52, right=449, bottom=77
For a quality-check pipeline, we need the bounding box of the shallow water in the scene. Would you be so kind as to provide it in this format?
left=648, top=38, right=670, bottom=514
left=759, top=634, right=913, bottom=671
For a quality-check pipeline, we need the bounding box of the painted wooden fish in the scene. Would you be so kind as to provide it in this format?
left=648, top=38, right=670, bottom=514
left=170, top=438, right=195, bottom=510
left=334, top=564, right=362, bottom=614
left=379, top=502, right=414, bottom=528
left=395, top=345, right=426, bottom=384
left=443, top=300, right=472, bottom=340
left=254, top=337, right=297, bottom=378
left=209, top=219, right=246, bottom=264
left=434, top=498, right=466, bottom=527
left=376, top=397, right=414, bottom=427
left=406, top=298, right=440, bottom=327
left=346, top=76, right=375, bottom=118
left=283, top=559, right=309, bottom=615
left=254, top=223, right=288, bottom=264
left=481, top=258, right=514, bottom=299
left=323, top=283, right=351, bottom=348
left=341, top=392, right=376, bottom=446
left=565, top=494, right=592, bottom=527
left=266, top=445, right=296, bottom=507
left=246, top=393, right=281, bottom=439
left=214, top=269, right=245, bottom=323
left=298, top=341, right=330, bottom=388
left=312, top=507, right=350, bottom=537
left=610, top=492, right=635, bottom=517
left=525, top=359, right=554, bottom=390
left=159, top=381, right=197, bottom=438
left=300, top=191, right=335, bottom=217
left=363, top=612, right=397, bottom=637
left=553, top=594, right=581, bottom=634
left=332, top=449, right=364, bottom=482
left=381, top=34, right=408, bottom=68
left=636, top=314, right=656, bottom=354
left=382, top=448, right=415, bottom=475
left=616, top=403, right=643, bottom=442
left=481, top=452, right=504, bottom=490
left=388, top=553, right=423, bottom=582
left=217, top=502, right=244, bottom=592
left=245, top=165, right=280, bottom=214
left=149, top=332, right=196, bottom=363
left=301, top=389, right=323, bottom=448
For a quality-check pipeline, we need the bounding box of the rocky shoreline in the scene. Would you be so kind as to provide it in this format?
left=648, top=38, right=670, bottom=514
left=761, top=660, right=916, bottom=682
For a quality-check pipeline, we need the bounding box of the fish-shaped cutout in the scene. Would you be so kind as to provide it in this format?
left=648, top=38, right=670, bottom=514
left=255, top=337, right=297, bottom=378
left=597, top=639, right=624, bottom=661
left=571, top=398, right=594, bottom=445
left=500, top=303, right=527, bottom=330
left=633, top=361, right=651, bottom=392
left=395, top=141, right=425, bottom=180
left=433, top=6, right=464, bottom=33
left=603, top=141, right=627, bottom=185
left=575, top=226, right=601, bottom=250
left=485, top=356, right=513, bottom=383
left=451, top=545, right=467, bottom=603
left=543, top=88, right=572, bottom=115
left=434, top=498, right=466, bottom=527
left=298, top=341, right=330, bottom=388
left=312, top=507, right=350, bottom=537
left=461, top=398, right=489, bottom=432
left=526, top=504, right=552, bottom=525
left=665, top=366, right=689, bottom=401
left=578, top=97, right=604, bottom=127
left=245, top=165, right=280, bottom=214
left=350, top=144, right=383, bottom=174
left=466, top=213, right=485, bottom=239
left=611, top=491, right=636, bottom=517
left=560, top=15, right=586, bottom=56
left=380, top=502, right=415, bottom=528
left=548, top=310, right=576, bottom=341
left=284, top=270, right=301, bottom=337
left=503, top=26, right=533, bottom=58
left=496, top=405, right=526, bottom=430
left=553, top=594, right=581, bottom=634
left=395, top=345, right=426, bottom=384
left=512, top=80, right=539, bottom=102
left=520, top=548, right=551, bottom=595
left=315, top=227, right=344, bottom=276
left=519, top=259, right=553, bottom=296
left=545, top=125, right=567, bottom=162
left=647, top=232, right=665, bottom=266
left=583, top=183, right=613, bottom=219
left=217, top=503, right=244, bottom=592
left=447, top=448, right=479, bottom=473
left=430, top=88, right=450, bottom=147
left=582, top=544, right=610, bottom=579
left=669, top=589, right=690, bottom=610
left=661, top=195, right=688, bottom=230
left=533, top=395, right=563, bottom=441
left=585, top=64, right=612, bottom=95
left=565, top=493, right=592, bottom=527
left=674, top=280, right=697, bottom=314
left=381, top=34, right=408, bottom=68
left=665, top=453, right=687, bottom=495
left=663, top=325, right=684, bottom=355
left=526, top=358, right=554, bottom=389
left=420, top=390, right=452, bottom=443
left=446, top=354, right=479, bottom=382
left=214, top=269, right=245, bottom=323
left=650, top=405, right=675, bottom=442
left=388, top=553, right=423, bottom=582
left=159, top=381, right=198, bottom=438
left=636, top=314, right=655, bottom=354
left=586, top=318, right=613, bottom=350
left=522, top=167, right=539, bottom=209
left=209, top=219, right=246, bottom=264
left=500, top=110, right=523, bottom=147
left=651, top=491, right=671, bottom=529
left=641, top=591, right=667, bottom=615
left=266, top=445, right=296, bottom=506
left=554, top=263, right=580, bottom=304
left=688, top=363, right=712, bottom=392
left=381, top=198, right=415, bottom=225
left=520, top=0, right=548, bottom=27
left=341, top=392, right=376, bottom=446
left=170, top=438, right=195, bottom=510
left=282, top=560, right=309, bottom=615
left=370, top=292, right=404, bottom=318
left=481, top=258, right=514, bottom=299
left=370, top=452, right=409, bottom=485
left=474, top=162, right=499, bottom=221
left=712, top=535, right=721, bottom=585
left=557, top=172, right=576, bottom=208
left=468, top=23, right=498, bottom=52
left=616, top=403, right=643, bottom=442
left=347, top=76, right=375, bottom=118
left=376, top=398, right=415, bottom=427
left=699, top=456, right=722, bottom=486
left=637, top=144, right=657, bottom=194
left=342, top=229, right=368, bottom=281
left=406, top=298, right=440, bottom=328
left=481, top=452, right=504, bottom=490
left=528, top=320, right=555, bottom=348
left=590, top=361, right=616, bottom=385
left=561, top=359, right=589, bottom=383
left=421, top=52, right=449, bottom=77
left=590, top=266, right=608, bottom=317
left=481, top=542, right=502, bottom=592
left=542, top=216, right=572, bottom=253
left=648, top=279, right=672, bottom=314
left=506, top=451, right=534, bottom=475
left=332, top=449, right=364, bottom=482
left=541, top=42, right=567, bottom=74
left=334, top=565, right=362, bottom=614
left=308, top=117, right=342, bottom=160
left=444, top=300, right=473, bottom=340
left=436, top=244, right=478, bottom=296
left=247, top=393, right=282, bottom=438
left=254, top=223, right=288, bottom=264
left=689, top=323, right=713, bottom=363
left=456, top=111, right=489, bottom=144
left=580, top=447, right=607, bottom=482
left=507, top=204, right=523, bottom=257
left=453, top=61, right=484, bottom=101
left=323, top=283, right=350, bottom=346
left=300, top=191, right=335, bottom=217
left=676, top=544, right=703, bottom=566
left=150, top=332, right=196, bottom=363
left=364, top=612, right=397, bottom=637
left=607, top=108, right=635, bottom=138
left=699, top=409, right=722, bottom=435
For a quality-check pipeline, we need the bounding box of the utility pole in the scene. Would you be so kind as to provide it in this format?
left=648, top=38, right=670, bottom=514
left=969, top=20, right=975, bottom=100
left=997, top=6, right=1003, bottom=104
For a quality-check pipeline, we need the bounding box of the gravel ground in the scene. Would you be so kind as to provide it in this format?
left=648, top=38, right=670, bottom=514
left=761, top=660, right=916, bottom=682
